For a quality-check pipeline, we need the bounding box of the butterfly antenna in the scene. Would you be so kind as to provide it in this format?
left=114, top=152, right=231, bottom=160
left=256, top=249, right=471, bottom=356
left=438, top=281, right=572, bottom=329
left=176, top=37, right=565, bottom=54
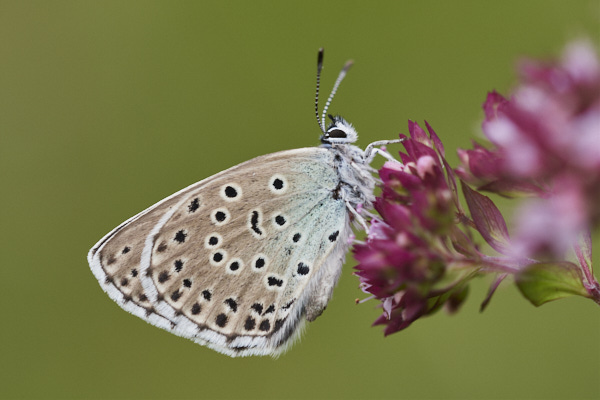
left=315, top=48, right=325, bottom=134
left=321, top=58, right=354, bottom=130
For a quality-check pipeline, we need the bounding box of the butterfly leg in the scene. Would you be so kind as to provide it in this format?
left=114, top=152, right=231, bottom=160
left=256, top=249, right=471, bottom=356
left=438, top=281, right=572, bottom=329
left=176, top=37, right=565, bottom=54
left=364, top=138, right=405, bottom=164
left=345, top=200, right=369, bottom=234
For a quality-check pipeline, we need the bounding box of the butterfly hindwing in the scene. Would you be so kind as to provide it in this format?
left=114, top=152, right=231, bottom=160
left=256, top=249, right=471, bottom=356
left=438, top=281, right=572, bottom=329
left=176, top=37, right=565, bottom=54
left=88, top=147, right=353, bottom=356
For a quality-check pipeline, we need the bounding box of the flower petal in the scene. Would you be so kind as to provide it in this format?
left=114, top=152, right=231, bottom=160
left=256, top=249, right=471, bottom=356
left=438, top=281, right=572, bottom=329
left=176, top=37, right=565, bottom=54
left=461, top=181, right=511, bottom=254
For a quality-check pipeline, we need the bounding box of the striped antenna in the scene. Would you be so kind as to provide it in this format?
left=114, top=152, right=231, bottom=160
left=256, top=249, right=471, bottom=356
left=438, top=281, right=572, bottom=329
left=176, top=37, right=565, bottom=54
left=315, top=48, right=325, bottom=133
left=321, top=59, right=353, bottom=131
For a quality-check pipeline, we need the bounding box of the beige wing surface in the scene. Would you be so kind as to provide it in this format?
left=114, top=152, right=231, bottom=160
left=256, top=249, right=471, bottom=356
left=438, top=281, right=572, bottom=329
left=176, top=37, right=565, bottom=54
left=88, top=147, right=353, bottom=356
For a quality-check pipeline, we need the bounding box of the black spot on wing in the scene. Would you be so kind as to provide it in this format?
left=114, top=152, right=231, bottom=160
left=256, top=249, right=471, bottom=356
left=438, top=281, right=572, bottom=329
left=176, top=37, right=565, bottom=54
left=282, top=299, right=295, bottom=310
left=191, top=302, right=201, bottom=315
left=216, top=313, right=228, bottom=327
left=267, top=276, right=283, bottom=287
left=329, top=230, right=340, bottom=242
left=244, top=317, right=256, bottom=330
left=297, top=262, right=310, bottom=276
left=158, top=271, right=170, bottom=283
left=263, top=304, right=275, bottom=315
left=272, top=178, right=284, bottom=190
left=170, top=290, right=182, bottom=302
left=188, top=197, right=200, bottom=213
left=255, top=257, right=265, bottom=269
left=174, top=259, right=184, bottom=272
left=225, top=298, right=238, bottom=312
left=224, top=186, right=238, bottom=198
left=174, top=230, right=187, bottom=243
left=156, top=242, right=167, bottom=252
left=251, top=303, right=263, bottom=314
left=250, top=210, right=262, bottom=236
left=259, top=320, right=271, bottom=332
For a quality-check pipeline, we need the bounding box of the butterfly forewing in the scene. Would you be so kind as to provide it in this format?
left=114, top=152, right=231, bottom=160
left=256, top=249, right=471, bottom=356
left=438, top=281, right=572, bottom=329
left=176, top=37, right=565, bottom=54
left=88, top=147, right=352, bottom=355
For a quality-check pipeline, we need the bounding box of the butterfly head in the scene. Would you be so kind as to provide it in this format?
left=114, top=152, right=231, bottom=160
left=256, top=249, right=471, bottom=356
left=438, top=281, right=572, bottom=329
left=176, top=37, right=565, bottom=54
left=320, top=114, right=358, bottom=145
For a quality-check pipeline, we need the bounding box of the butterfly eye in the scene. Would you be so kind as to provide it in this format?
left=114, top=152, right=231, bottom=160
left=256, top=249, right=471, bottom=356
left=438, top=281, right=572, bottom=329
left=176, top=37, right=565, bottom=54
left=326, top=129, right=347, bottom=139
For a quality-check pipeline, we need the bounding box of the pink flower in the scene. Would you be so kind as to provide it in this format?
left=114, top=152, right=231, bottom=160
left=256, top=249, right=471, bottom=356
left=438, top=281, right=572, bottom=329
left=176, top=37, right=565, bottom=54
left=458, top=40, right=600, bottom=258
left=355, top=40, right=600, bottom=337
left=354, top=121, right=476, bottom=335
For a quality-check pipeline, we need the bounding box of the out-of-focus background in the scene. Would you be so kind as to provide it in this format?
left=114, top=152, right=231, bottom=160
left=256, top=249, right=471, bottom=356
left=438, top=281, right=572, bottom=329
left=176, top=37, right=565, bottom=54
left=1, top=1, right=598, bottom=399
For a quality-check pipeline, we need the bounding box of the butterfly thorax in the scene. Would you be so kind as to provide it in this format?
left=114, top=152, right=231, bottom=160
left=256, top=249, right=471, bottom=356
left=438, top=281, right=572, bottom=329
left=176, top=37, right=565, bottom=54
left=327, top=143, right=376, bottom=214
left=319, top=116, right=376, bottom=215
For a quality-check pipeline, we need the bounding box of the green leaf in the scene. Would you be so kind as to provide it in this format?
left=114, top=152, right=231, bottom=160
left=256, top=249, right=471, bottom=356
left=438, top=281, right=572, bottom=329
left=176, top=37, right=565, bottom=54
left=515, top=262, right=589, bottom=306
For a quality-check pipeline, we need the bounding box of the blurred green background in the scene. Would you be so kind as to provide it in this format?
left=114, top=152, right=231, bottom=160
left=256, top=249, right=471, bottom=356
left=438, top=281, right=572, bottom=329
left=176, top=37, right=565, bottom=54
left=1, top=1, right=598, bottom=399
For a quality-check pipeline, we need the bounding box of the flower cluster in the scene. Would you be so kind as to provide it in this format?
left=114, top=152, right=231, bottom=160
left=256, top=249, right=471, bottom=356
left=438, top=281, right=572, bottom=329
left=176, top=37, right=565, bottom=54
left=355, top=40, right=600, bottom=336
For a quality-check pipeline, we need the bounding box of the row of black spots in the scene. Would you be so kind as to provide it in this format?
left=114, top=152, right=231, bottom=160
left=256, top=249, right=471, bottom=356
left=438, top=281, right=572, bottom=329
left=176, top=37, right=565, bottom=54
left=170, top=277, right=195, bottom=302
left=211, top=207, right=230, bottom=226
left=242, top=316, right=266, bottom=331
left=157, top=259, right=186, bottom=285
left=220, top=184, right=242, bottom=202
left=188, top=197, right=201, bottom=213
left=189, top=289, right=213, bottom=316
left=105, top=245, right=132, bottom=267
left=251, top=302, right=274, bottom=316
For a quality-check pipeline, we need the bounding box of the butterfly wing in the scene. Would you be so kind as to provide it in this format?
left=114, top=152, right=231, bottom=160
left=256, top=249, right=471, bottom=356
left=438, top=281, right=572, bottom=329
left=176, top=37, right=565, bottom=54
left=88, top=147, right=354, bottom=356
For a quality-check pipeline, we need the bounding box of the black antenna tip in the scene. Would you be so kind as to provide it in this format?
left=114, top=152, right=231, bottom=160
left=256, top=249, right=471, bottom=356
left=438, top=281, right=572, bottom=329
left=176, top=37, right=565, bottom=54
left=317, top=48, right=324, bottom=71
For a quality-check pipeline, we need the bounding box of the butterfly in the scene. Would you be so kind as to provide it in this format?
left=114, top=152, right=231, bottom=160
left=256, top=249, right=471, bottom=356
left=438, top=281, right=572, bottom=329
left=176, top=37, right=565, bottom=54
left=87, top=49, right=400, bottom=357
